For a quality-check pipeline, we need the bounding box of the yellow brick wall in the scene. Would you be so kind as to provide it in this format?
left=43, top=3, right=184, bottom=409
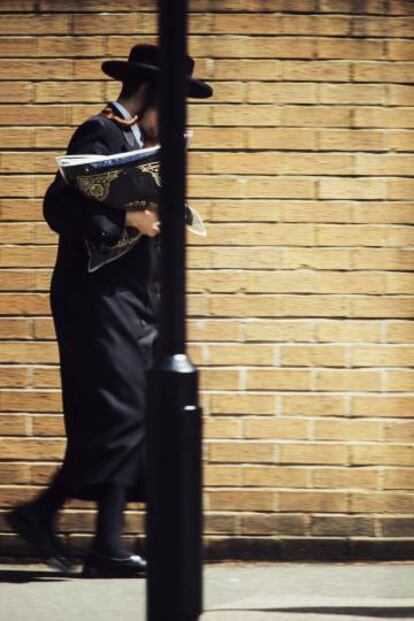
left=0, top=0, right=413, bottom=558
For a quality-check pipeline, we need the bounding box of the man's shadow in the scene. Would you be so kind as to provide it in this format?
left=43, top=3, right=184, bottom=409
left=0, top=567, right=79, bottom=583
left=215, top=606, right=414, bottom=618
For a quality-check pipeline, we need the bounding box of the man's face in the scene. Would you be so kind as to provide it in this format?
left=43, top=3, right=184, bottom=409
left=139, top=105, right=159, bottom=146
left=137, top=81, right=159, bottom=146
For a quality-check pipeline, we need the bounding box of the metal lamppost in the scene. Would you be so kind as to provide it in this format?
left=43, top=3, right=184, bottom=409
left=145, top=0, right=203, bottom=620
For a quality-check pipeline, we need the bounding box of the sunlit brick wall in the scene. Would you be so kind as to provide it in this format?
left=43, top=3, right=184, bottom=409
left=0, top=0, right=413, bottom=559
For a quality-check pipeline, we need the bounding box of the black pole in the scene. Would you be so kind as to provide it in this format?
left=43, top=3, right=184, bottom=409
left=146, top=0, right=203, bottom=620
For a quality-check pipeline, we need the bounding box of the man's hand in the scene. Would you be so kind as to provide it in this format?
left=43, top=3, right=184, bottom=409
left=125, top=207, right=160, bottom=237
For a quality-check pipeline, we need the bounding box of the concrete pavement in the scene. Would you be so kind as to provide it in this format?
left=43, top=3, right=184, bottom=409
left=0, top=560, right=413, bottom=621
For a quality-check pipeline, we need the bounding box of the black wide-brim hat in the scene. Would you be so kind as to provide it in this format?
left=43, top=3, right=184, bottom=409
left=102, top=43, right=213, bottom=99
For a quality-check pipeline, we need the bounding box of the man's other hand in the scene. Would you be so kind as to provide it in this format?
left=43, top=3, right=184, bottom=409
left=125, top=208, right=160, bottom=237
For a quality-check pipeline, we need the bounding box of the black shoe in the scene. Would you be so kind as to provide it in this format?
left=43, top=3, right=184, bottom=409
left=82, top=551, right=147, bottom=578
left=5, top=503, right=74, bottom=573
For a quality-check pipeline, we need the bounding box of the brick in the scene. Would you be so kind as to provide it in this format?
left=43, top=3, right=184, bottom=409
left=351, top=396, right=414, bottom=418
left=385, top=226, right=414, bottom=246
left=281, top=60, right=351, bottom=81
left=213, top=59, right=281, bottom=81
left=283, top=248, right=351, bottom=268
left=247, top=128, right=318, bottom=149
left=0, top=414, right=28, bottom=436
left=383, top=422, right=414, bottom=443
left=387, top=321, right=414, bottom=344
left=319, top=178, right=387, bottom=200
left=209, top=441, right=275, bottom=463
left=246, top=369, right=311, bottom=391
left=352, top=345, right=414, bottom=367
left=34, top=127, right=73, bottom=148
left=279, top=491, right=348, bottom=512
left=187, top=319, right=242, bottom=342
left=319, top=129, right=386, bottom=151
left=281, top=344, right=346, bottom=367
left=351, top=445, right=413, bottom=466
left=207, top=489, right=276, bottom=511
left=351, top=297, right=414, bottom=319
left=37, top=36, right=105, bottom=57
left=208, top=344, right=274, bottom=366
left=244, top=320, right=313, bottom=343
left=33, top=318, right=55, bottom=340
left=353, top=248, right=413, bottom=270
left=31, top=414, right=65, bottom=436
left=282, top=105, right=352, bottom=127
left=281, top=295, right=348, bottom=317
left=311, top=515, right=375, bottom=537
left=0, top=342, right=58, bottom=363
left=0, top=15, right=70, bottom=34
left=353, top=61, right=414, bottom=84
left=389, top=85, right=414, bottom=106
left=0, top=438, right=64, bottom=460
left=212, top=104, right=282, bottom=127
left=353, top=205, right=414, bottom=224
left=386, top=370, right=414, bottom=392
left=0, top=1, right=35, bottom=9
left=212, top=14, right=283, bottom=34
left=354, top=107, right=414, bottom=128
left=318, top=37, right=384, bottom=60
left=243, top=418, right=309, bottom=440
left=281, top=443, right=348, bottom=465
left=383, top=469, right=414, bottom=490
left=0, top=319, right=31, bottom=340
left=0, top=293, right=50, bottom=315
left=35, top=82, right=104, bottom=103
left=314, top=420, right=381, bottom=442
left=188, top=270, right=244, bottom=293
left=312, top=467, right=378, bottom=489
left=355, top=154, right=414, bottom=176
left=316, top=320, right=382, bottom=343
left=315, top=224, right=384, bottom=245
left=320, top=0, right=384, bottom=13
left=240, top=513, right=308, bottom=535
left=245, top=271, right=384, bottom=295
left=281, top=14, right=350, bottom=35
left=242, top=465, right=308, bottom=488
left=204, top=465, right=243, bottom=486
left=350, top=492, right=414, bottom=513
left=209, top=247, right=282, bottom=269
left=209, top=294, right=279, bottom=317
left=0, top=389, right=61, bottom=413
left=204, top=416, right=242, bottom=439
left=281, top=394, right=345, bottom=416
left=381, top=517, right=414, bottom=537
left=316, top=369, right=381, bottom=392
left=0, top=464, right=30, bottom=485
left=209, top=393, right=276, bottom=416
left=0, top=247, right=55, bottom=269
left=389, top=130, right=414, bottom=151
left=0, top=82, right=33, bottom=103
left=319, top=83, right=385, bottom=104
left=199, top=369, right=240, bottom=390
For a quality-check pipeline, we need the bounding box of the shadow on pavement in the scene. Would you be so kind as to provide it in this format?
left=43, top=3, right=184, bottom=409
left=0, top=568, right=74, bottom=583
left=212, top=607, right=414, bottom=618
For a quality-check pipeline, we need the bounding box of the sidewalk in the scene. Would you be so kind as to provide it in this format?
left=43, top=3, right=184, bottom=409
left=0, top=560, right=413, bottom=621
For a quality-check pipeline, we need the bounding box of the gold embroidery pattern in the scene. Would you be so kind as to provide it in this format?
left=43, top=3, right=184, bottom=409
left=77, top=170, right=121, bottom=201
left=137, top=161, right=161, bottom=187
left=107, top=229, right=142, bottom=249
left=125, top=199, right=148, bottom=211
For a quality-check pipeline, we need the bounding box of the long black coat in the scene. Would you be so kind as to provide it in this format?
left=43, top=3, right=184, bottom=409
left=43, top=102, right=161, bottom=502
